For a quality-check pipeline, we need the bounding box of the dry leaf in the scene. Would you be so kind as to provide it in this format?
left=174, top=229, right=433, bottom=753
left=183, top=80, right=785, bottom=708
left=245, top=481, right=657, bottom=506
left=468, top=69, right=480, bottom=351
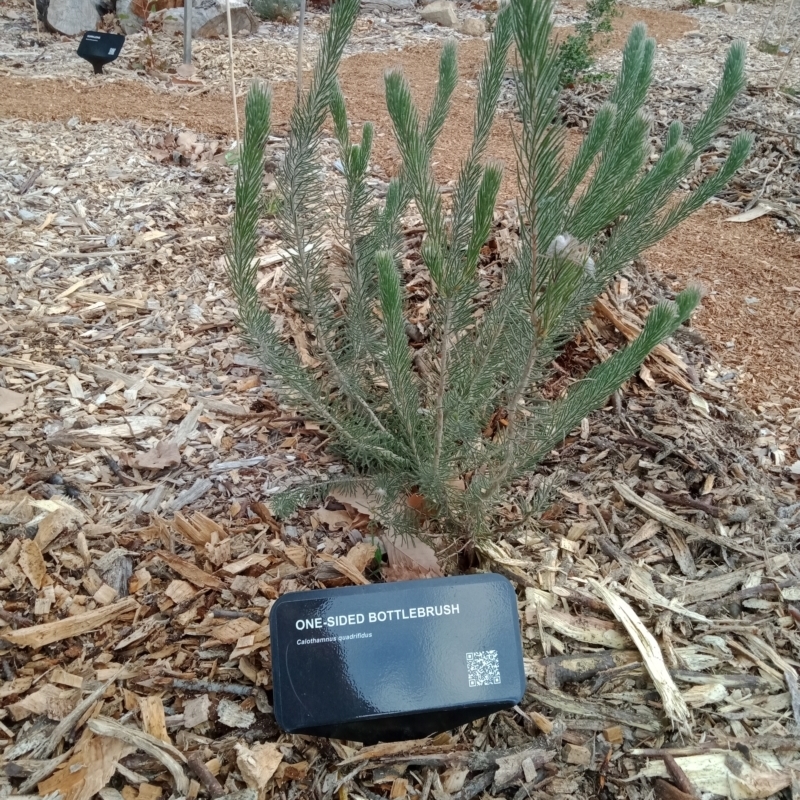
left=236, top=742, right=283, bottom=790
left=329, top=486, right=377, bottom=518
left=0, top=387, right=25, bottom=414
left=382, top=532, right=443, bottom=581
left=18, top=538, right=47, bottom=590
left=313, top=507, right=353, bottom=530
left=129, top=440, right=181, bottom=470
left=7, top=683, right=79, bottom=722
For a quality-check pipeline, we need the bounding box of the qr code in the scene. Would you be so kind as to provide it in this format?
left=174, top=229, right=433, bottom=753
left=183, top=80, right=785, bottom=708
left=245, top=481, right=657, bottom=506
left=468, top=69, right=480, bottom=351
left=466, top=650, right=501, bottom=687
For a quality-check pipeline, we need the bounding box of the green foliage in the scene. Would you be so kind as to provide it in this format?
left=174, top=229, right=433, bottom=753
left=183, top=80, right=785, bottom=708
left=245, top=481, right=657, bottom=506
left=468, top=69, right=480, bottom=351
left=262, top=191, right=283, bottom=218
left=557, top=0, right=620, bottom=86
left=227, top=0, right=751, bottom=542
left=557, top=33, right=595, bottom=87
left=252, top=0, right=299, bottom=22
left=757, top=39, right=779, bottom=55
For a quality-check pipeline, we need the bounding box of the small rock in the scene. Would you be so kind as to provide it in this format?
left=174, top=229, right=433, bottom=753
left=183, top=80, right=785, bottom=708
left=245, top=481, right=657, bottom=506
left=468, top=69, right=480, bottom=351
left=420, top=0, right=458, bottom=27
left=196, top=0, right=259, bottom=36
left=158, top=0, right=258, bottom=38
left=459, top=16, right=486, bottom=35
left=721, top=1, right=741, bottom=11
left=46, top=0, right=100, bottom=35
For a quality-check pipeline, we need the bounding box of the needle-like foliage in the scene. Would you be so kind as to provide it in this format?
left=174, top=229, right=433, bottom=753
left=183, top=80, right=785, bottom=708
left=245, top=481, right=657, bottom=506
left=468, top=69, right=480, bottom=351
left=226, top=0, right=751, bottom=541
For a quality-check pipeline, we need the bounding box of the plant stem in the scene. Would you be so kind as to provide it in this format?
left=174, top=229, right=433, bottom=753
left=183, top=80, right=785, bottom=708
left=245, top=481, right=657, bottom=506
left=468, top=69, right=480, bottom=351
left=296, top=0, right=306, bottom=99
left=433, top=297, right=454, bottom=473
left=289, top=206, right=390, bottom=436
left=489, top=129, right=541, bottom=496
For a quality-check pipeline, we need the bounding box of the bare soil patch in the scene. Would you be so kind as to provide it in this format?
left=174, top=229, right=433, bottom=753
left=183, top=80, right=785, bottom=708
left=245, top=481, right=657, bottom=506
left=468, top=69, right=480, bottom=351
left=0, top=42, right=527, bottom=195
left=646, top=204, right=800, bottom=406
left=0, top=0, right=697, bottom=173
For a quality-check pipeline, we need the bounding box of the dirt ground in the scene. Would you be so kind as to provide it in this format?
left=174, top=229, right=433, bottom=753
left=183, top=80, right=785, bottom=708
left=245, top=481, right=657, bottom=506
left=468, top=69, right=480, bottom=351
left=647, top=206, right=800, bottom=406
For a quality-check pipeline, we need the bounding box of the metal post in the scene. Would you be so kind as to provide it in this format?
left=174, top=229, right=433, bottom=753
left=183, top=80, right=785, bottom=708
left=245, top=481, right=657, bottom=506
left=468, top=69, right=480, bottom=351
left=183, top=0, right=193, bottom=64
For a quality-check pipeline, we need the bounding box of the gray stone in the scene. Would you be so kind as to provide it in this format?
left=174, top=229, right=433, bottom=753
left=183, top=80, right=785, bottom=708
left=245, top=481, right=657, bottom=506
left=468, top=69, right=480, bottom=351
left=157, top=0, right=258, bottom=39
left=459, top=15, right=486, bottom=35
left=420, top=0, right=457, bottom=27
left=721, top=2, right=741, bottom=12
left=116, top=0, right=143, bottom=34
left=46, top=0, right=100, bottom=35
left=361, top=0, right=414, bottom=10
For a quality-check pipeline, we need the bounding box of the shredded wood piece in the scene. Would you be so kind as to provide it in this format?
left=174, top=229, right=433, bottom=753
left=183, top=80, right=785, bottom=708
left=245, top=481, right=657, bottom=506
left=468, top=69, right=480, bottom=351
left=589, top=579, right=693, bottom=738
left=87, top=716, right=189, bottom=795
left=2, top=597, right=138, bottom=648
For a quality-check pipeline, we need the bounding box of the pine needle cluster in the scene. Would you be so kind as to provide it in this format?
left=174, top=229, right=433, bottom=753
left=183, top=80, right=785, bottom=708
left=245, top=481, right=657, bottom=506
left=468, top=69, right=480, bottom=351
left=226, top=0, right=751, bottom=541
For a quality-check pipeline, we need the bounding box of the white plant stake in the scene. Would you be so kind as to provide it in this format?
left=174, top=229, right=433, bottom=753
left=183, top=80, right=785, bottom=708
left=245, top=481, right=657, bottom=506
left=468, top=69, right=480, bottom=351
left=775, top=32, right=798, bottom=90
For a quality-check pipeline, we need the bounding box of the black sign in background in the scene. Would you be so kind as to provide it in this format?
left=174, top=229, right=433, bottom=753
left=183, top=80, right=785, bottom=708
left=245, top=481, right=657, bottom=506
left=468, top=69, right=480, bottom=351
left=270, top=574, right=525, bottom=742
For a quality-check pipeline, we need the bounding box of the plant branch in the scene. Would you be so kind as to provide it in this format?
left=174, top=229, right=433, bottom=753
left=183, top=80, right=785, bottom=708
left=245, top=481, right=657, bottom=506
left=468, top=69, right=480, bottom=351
left=433, top=297, right=454, bottom=474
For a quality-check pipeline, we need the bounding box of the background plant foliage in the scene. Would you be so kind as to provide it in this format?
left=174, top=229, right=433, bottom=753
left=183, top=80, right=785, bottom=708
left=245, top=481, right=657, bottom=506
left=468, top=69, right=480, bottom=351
left=556, top=0, right=620, bottom=86
left=227, top=0, right=751, bottom=542
left=252, top=0, right=299, bottom=23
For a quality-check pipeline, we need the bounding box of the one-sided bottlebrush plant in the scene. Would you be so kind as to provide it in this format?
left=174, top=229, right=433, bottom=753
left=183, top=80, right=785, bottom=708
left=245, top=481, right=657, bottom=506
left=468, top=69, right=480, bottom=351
left=226, top=0, right=751, bottom=542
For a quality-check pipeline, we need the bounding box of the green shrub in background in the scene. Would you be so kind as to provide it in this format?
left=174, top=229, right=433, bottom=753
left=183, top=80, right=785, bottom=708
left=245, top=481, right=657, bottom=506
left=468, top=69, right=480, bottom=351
left=252, top=0, right=299, bottom=23
left=557, top=0, right=620, bottom=86
left=227, top=0, right=751, bottom=542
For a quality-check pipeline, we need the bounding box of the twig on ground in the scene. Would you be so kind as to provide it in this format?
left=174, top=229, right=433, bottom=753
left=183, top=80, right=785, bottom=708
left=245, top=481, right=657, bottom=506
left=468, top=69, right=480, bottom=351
left=173, top=678, right=255, bottom=696
left=188, top=752, right=225, bottom=798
